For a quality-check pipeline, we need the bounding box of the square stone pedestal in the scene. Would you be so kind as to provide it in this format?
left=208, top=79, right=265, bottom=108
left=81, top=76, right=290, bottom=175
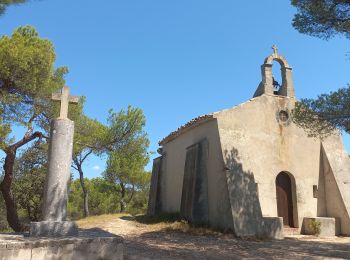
left=0, top=231, right=124, bottom=260
left=30, top=221, right=78, bottom=237
left=260, top=217, right=284, bottom=239
left=301, top=217, right=340, bottom=237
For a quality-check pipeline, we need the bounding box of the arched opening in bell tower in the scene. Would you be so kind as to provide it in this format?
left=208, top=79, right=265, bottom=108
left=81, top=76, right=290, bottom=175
left=272, top=60, right=282, bottom=95
left=253, top=46, right=295, bottom=98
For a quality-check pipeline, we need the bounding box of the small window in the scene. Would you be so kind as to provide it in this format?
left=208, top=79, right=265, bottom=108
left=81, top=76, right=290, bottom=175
left=279, top=110, right=289, bottom=122
left=313, top=185, right=318, bottom=198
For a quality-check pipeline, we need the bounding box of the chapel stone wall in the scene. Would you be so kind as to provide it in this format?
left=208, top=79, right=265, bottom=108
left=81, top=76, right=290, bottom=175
left=160, top=119, right=234, bottom=231
left=216, top=94, right=322, bottom=233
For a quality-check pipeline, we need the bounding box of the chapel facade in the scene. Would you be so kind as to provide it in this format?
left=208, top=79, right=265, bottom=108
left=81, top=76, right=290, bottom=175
left=148, top=47, right=350, bottom=238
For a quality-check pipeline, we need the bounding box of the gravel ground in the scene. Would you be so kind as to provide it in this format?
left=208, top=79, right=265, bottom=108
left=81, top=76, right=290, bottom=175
left=77, top=215, right=350, bottom=260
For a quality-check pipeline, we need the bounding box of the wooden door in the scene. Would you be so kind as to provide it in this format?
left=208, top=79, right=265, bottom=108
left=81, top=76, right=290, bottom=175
left=180, top=140, right=209, bottom=225
left=180, top=143, right=198, bottom=221
left=276, top=172, right=294, bottom=227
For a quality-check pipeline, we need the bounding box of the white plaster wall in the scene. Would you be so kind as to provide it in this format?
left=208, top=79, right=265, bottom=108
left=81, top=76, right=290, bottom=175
left=216, top=94, right=322, bottom=229
left=161, top=120, right=233, bottom=230
left=322, top=136, right=350, bottom=235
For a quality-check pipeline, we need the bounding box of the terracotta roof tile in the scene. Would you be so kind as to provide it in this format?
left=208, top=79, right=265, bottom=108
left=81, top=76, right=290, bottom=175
left=159, top=114, right=215, bottom=145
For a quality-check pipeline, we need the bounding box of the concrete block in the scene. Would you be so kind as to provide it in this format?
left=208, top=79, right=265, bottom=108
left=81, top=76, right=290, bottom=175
left=73, top=238, right=124, bottom=260
left=0, top=234, right=124, bottom=260
left=302, top=217, right=340, bottom=236
left=30, top=221, right=78, bottom=237
left=32, top=246, right=59, bottom=260
left=0, top=248, right=31, bottom=260
left=260, top=217, right=284, bottom=239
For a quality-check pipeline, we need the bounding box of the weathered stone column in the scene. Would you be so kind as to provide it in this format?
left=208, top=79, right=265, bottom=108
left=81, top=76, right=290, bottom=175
left=42, top=119, right=74, bottom=221
left=30, top=86, right=79, bottom=237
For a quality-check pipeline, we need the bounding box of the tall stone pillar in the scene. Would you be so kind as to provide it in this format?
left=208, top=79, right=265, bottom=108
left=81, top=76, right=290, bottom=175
left=42, top=119, right=74, bottom=221
left=30, top=86, right=80, bottom=237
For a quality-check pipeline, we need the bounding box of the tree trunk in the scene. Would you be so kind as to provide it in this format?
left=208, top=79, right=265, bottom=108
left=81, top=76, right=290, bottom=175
left=27, top=205, right=32, bottom=221
left=120, top=182, right=126, bottom=213
left=126, top=184, right=135, bottom=204
left=0, top=132, right=42, bottom=232
left=78, top=165, right=89, bottom=217
left=0, top=147, right=24, bottom=231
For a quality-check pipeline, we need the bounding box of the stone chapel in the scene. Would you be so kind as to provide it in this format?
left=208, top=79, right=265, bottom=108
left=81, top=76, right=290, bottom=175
left=148, top=47, right=350, bottom=238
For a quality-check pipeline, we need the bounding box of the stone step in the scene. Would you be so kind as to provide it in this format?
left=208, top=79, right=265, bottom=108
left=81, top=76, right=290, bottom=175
left=284, top=227, right=299, bottom=235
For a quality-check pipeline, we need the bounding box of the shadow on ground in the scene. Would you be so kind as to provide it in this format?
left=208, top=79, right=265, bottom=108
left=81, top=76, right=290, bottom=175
left=79, top=227, right=121, bottom=238
left=79, top=215, right=350, bottom=259
left=121, top=214, right=181, bottom=224
left=123, top=230, right=350, bottom=259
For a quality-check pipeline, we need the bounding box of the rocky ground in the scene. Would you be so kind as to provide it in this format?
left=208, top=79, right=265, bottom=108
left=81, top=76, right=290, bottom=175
left=77, top=214, right=350, bottom=259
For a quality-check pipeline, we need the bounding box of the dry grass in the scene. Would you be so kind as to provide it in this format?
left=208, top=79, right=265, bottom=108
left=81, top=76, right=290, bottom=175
left=77, top=213, right=128, bottom=229
left=134, top=214, right=232, bottom=237
left=77, top=213, right=228, bottom=237
left=163, top=220, right=225, bottom=237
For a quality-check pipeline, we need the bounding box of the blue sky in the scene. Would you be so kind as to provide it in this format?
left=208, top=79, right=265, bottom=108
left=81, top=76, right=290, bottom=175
left=1, top=0, right=349, bottom=178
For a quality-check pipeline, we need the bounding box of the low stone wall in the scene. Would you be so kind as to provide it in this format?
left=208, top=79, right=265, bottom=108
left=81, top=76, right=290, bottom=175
left=301, top=217, right=340, bottom=237
left=0, top=231, right=124, bottom=260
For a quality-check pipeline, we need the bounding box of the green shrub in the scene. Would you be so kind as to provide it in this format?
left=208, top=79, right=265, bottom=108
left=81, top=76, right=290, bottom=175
left=310, top=219, right=321, bottom=236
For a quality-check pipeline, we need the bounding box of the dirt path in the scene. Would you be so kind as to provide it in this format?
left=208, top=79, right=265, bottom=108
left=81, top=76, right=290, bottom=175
left=77, top=215, right=350, bottom=259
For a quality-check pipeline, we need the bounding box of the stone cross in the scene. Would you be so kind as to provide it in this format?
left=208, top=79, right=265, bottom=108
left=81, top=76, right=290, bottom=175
left=52, top=86, right=80, bottom=119
left=272, top=45, right=278, bottom=55
left=30, top=86, right=80, bottom=237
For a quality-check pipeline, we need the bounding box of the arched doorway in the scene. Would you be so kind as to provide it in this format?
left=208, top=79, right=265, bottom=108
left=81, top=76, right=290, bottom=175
left=276, top=172, right=295, bottom=227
